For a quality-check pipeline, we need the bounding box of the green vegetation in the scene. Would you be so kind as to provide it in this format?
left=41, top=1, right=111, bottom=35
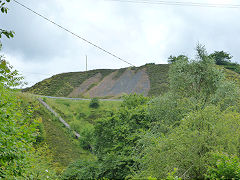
left=1, top=3, right=58, bottom=178
left=0, top=58, right=58, bottom=178
left=89, top=98, right=100, bottom=109
left=23, top=55, right=239, bottom=99
left=112, top=68, right=126, bottom=80
left=44, top=98, right=120, bottom=151
left=144, top=63, right=170, bottom=96
left=23, top=63, right=171, bottom=98
left=2, top=4, right=240, bottom=178
left=62, top=94, right=150, bottom=179
left=132, top=45, right=240, bottom=179
left=23, top=69, right=115, bottom=97
left=32, top=96, right=95, bottom=172
left=61, top=45, right=240, bottom=179
left=209, top=51, right=240, bottom=74
left=45, top=98, right=120, bottom=125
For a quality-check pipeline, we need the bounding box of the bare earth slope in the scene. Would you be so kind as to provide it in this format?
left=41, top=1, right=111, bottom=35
left=84, top=68, right=150, bottom=98
left=23, top=63, right=240, bottom=98
left=23, top=64, right=170, bottom=97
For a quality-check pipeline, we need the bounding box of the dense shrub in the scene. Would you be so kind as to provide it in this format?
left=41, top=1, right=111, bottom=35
left=63, top=94, right=150, bottom=179
left=0, top=85, right=57, bottom=178
left=61, top=160, right=99, bottom=179
left=205, top=152, right=240, bottom=179
left=135, top=106, right=240, bottom=179
left=132, top=45, right=240, bottom=179
left=89, top=98, right=100, bottom=109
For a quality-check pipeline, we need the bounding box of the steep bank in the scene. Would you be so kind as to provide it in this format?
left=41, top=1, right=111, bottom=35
left=23, top=64, right=170, bottom=97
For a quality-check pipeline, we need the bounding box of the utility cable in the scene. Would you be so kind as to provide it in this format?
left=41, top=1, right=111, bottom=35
left=106, top=0, right=240, bottom=8
left=12, top=0, right=135, bottom=67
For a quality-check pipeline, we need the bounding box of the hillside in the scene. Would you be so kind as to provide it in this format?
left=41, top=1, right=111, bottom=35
left=23, top=63, right=239, bottom=98
left=23, top=64, right=170, bottom=97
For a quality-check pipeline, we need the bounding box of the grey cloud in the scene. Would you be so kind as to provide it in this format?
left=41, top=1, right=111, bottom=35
left=1, top=0, right=240, bottom=87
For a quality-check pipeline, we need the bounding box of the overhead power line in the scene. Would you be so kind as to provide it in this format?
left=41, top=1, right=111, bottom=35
left=12, top=0, right=135, bottom=67
left=106, top=0, right=240, bottom=8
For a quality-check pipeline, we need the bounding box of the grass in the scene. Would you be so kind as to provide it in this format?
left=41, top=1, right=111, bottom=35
left=19, top=93, right=95, bottom=173
left=144, top=63, right=170, bottom=96
left=23, top=63, right=240, bottom=98
left=23, top=64, right=171, bottom=98
left=45, top=98, right=121, bottom=133
left=112, top=68, right=127, bottom=80
left=23, top=69, right=115, bottom=97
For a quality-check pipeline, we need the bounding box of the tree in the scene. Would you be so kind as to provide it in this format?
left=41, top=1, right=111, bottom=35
left=169, top=44, right=224, bottom=109
left=0, top=55, right=24, bottom=87
left=167, top=54, right=188, bottom=64
left=132, top=45, right=240, bottom=179
left=89, top=98, right=100, bottom=109
left=63, top=94, right=151, bottom=179
left=135, top=106, right=240, bottom=179
left=209, top=51, right=232, bottom=65
left=0, top=0, right=23, bottom=87
left=0, top=0, right=14, bottom=49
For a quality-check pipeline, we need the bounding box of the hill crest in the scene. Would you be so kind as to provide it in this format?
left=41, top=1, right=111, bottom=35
left=24, top=64, right=169, bottom=98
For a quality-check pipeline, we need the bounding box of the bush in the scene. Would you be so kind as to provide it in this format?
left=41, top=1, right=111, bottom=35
left=89, top=98, right=100, bottom=109
left=205, top=152, right=240, bottom=179
left=79, top=124, right=94, bottom=151
left=135, top=106, right=240, bottom=179
left=61, top=160, right=100, bottom=179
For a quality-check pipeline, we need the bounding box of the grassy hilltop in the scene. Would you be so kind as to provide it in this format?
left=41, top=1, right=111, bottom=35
left=23, top=62, right=240, bottom=98
left=23, top=64, right=170, bottom=97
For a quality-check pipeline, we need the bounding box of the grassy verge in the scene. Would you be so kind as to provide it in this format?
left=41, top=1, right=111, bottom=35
left=19, top=93, right=95, bottom=174
left=44, top=98, right=121, bottom=133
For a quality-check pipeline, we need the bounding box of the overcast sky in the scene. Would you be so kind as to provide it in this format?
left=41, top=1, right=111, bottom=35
left=0, top=0, right=240, bottom=87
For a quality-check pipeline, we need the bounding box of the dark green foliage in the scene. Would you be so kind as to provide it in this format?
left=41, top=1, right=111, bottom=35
left=132, top=45, right=240, bottom=179
left=62, top=160, right=99, bottom=179
left=209, top=51, right=240, bottom=74
left=0, top=89, right=58, bottom=178
left=148, top=94, right=195, bottom=134
left=93, top=94, right=150, bottom=179
left=168, top=54, right=189, bottom=64
left=223, top=62, right=240, bottom=74
left=78, top=125, right=94, bottom=151
left=63, top=94, right=150, bottom=179
left=89, top=98, right=100, bottom=109
left=121, top=93, right=149, bottom=109
left=136, top=106, right=240, bottom=179
left=209, top=51, right=232, bottom=65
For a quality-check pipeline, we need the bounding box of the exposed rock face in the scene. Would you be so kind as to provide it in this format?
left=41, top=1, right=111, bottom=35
left=83, top=68, right=150, bottom=98
left=68, top=73, right=102, bottom=97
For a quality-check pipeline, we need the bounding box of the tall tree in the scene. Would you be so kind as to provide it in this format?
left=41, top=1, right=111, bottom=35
left=168, top=54, right=188, bottom=64
left=209, top=51, right=232, bottom=65
left=169, top=44, right=224, bottom=109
